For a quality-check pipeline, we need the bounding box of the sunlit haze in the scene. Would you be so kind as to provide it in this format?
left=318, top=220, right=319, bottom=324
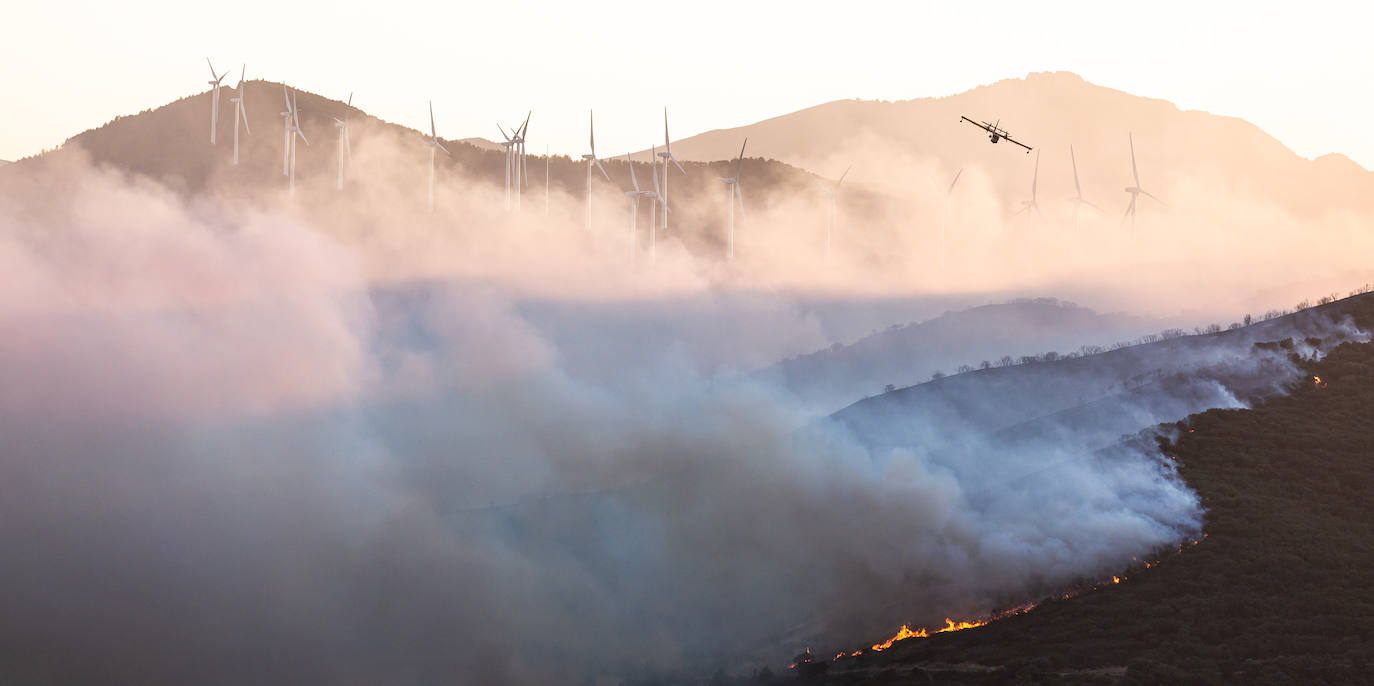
left=3, top=1, right=1371, bottom=168
left=3, top=3, right=1374, bottom=683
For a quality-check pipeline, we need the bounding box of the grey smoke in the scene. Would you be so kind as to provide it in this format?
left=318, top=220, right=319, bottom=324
left=0, top=161, right=1361, bottom=684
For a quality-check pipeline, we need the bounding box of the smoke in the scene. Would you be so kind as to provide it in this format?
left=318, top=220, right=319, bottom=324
left=0, top=146, right=1364, bottom=684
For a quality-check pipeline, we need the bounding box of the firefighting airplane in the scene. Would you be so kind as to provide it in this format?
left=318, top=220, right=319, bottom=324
left=960, top=116, right=1033, bottom=153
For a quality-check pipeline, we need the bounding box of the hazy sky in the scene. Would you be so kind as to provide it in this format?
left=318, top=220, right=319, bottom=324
left=3, top=1, right=1371, bottom=169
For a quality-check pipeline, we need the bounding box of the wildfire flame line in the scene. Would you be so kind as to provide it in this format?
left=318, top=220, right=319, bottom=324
left=857, top=536, right=1209, bottom=657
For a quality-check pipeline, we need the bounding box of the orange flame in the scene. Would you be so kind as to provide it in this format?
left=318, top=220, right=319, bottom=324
left=870, top=625, right=928, bottom=651
left=869, top=616, right=997, bottom=652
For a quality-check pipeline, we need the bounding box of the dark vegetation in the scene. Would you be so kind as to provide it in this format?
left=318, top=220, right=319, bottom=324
left=767, top=291, right=1374, bottom=684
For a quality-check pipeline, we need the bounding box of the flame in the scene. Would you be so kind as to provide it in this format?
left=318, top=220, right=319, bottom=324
left=869, top=616, right=998, bottom=652
left=860, top=540, right=1208, bottom=657
left=1313, top=376, right=1328, bottom=388
left=870, top=625, right=928, bottom=651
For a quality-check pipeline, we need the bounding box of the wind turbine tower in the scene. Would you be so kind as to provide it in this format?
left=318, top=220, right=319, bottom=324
left=332, top=93, right=353, bottom=191
left=205, top=58, right=228, bottom=145
left=719, top=139, right=747, bottom=259
left=284, top=88, right=308, bottom=195
left=425, top=101, right=451, bottom=213
left=624, top=152, right=645, bottom=258
left=581, top=110, right=610, bottom=231
left=229, top=66, right=250, bottom=165
left=656, top=108, right=686, bottom=232
left=1121, top=133, right=1164, bottom=228
left=815, top=164, right=850, bottom=265
left=1015, top=150, right=1042, bottom=217
left=1068, top=145, right=1102, bottom=228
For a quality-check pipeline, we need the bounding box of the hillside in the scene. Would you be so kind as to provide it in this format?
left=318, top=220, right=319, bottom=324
left=0, top=82, right=837, bottom=260
left=755, top=298, right=1166, bottom=415
left=714, top=292, right=1374, bottom=685
left=662, top=71, right=1374, bottom=221
left=828, top=301, right=1361, bottom=450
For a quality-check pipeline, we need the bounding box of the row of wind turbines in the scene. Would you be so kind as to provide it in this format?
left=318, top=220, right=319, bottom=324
left=206, top=59, right=351, bottom=197
left=985, top=134, right=1165, bottom=229
left=207, top=60, right=756, bottom=260
left=204, top=59, right=1164, bottom=264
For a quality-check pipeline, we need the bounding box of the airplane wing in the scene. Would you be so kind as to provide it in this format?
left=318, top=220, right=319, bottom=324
left=959, top=116, right=988, bottom=131
left=1004, top=135, right=1033, bottom=153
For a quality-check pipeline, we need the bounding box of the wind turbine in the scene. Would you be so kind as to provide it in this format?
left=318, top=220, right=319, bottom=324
left=331, top=93, right=353, bottom=191
left=497, top=123, right=515, bottom=209
left=1121, top=132, right=1164, bottom=228
left=229, top=66, right=250, bottom=165
left=719, top=139, right=747, bottom=259
left=284, top=88, right=308, bottom=195
left=1015, top=150, right=1042, bottom=216
left=581, top=110, right=610, bottom=231
left=514, top=112, right=530, bottom=211
left=645, top=145, right=668, bottom=262
left=1068, top=144, right=1101, bottom=228
left=205, top=58, right=229, bottom=145
left=280, top=93, right=293, bottom=176
left=942, top=167, right=962, bottom=273
left=656, top=108, right=686, bottom=232
left=425, top=101, right=450, bottom=214
left=814, top=164, right=850, bottom=265
left=624, top=152, right=645, bottom=258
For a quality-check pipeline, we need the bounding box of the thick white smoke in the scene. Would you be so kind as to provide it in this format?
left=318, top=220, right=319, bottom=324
left=0, top=157, right=1356, bottom=684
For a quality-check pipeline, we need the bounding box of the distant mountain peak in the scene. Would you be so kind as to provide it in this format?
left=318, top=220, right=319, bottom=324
left=1314, top=152, right=1368, bottom=172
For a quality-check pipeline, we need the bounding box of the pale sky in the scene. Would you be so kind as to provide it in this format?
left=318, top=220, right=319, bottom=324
left=3, top=1, right=1371, bottom=169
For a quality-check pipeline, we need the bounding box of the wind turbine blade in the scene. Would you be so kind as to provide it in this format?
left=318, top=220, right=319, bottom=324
left=836, top=164, right=851, bottom=188
left=733, top=138, right=748, bottom=179
left=626, top=154, right=639, bottom=191
left=520, top=110, right=531, bottom=138
left=1031, top=149, right=1039, bottom=200
left=345, top=127, right=352, bottom=160
left=1130, top=132, right=1139, bottom=186
left=283, top=84, right=291, bottom=111
left=237, top=64, right=246, bottom=89
left=735, top=184, right=745, bottom=217
left=1121, top=197, right=1135, bottom=225
left=1084, top=200, right=1103, bottom=212
left=669, top=153, right=685, bottom=175
left=347, top=92, right=353, bottom=107
left=663, top=107, right=670, bottom=150
left=1071, top=144, right=1082, bottom=196
left=429, top=101, right=437, bottom=138
left=206, top=57, right=216, bottom=79
left=1141, top=189, right=1167, bottom=206
left=240, top=101, right=251, bottom=134
left=437, top=142, right=451, bottom=156
left=297, top=130, right=309, bottom=146
left=652, top=147, right=660, bottom=193
left=595, top=157, right=609, bottom=181
left=947, top=168, right=963, bottom=195
left=498, top=123, right=511, bottom=142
